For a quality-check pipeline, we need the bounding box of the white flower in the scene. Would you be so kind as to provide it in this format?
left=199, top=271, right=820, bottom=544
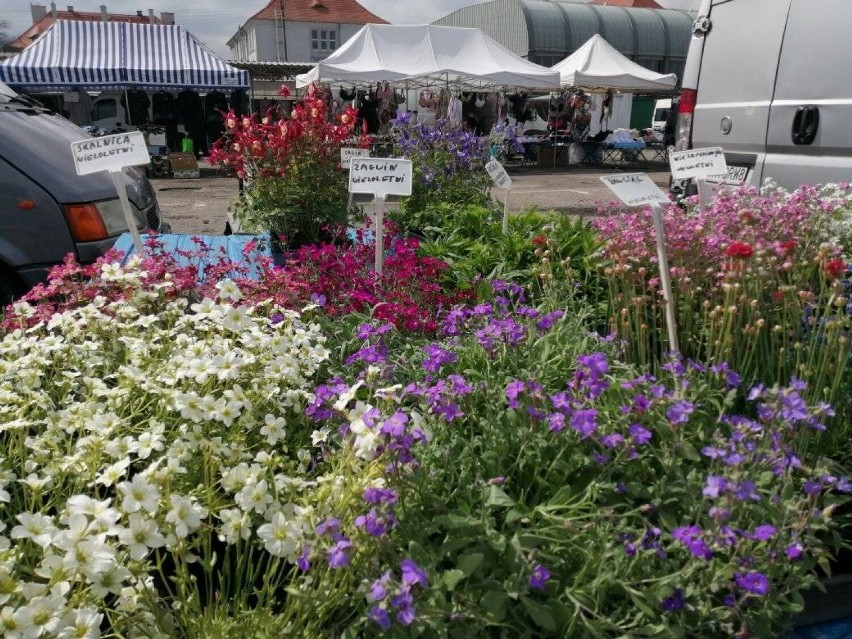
left=215, top=279, right=242, bottom=302
left=14, top=593, right=66, bottom=637
left=11, top=512, right=57, bottom=548
left=260, top=414, right=287, bottom=445
left=256, top=511, right=301, bottom=558
left=235, top=479, right=273, bottom=515
left=218, top=508, right=251, bottom=544
left=165, top=494, right=206, bottom=539
left=62, top=537, right=116, bottom=576
left=87, top=564, right=131, bottom=598
left=57, top=607, right=103, bottom=639
left=118, top=514, right=167, bottom=561
left=333, top=381, right=364, bottom=411
left=311, top=427, right=331, bottom=446
left=95, top=457, right=131, bottom=487
left=117, top=474, right=161, bottom=515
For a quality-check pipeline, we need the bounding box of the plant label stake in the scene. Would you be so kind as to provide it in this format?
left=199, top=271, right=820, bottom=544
left=485, top=158, right=513, bottom=233
left=348, top=158, right=413, bottom=275
left=341, top=147, right=371, bottom=216
left=600, top=173, right=680, bottom=353
left=70, top=131, right=151, bottom=254
left=668, top=147, right=727, bottom=213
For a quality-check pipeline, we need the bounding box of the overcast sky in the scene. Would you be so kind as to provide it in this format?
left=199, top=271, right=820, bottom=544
left=2, top=0, right=700, bottom=58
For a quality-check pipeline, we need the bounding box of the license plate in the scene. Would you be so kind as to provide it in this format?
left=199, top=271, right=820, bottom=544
left=718, top=165, right=748, bottom=184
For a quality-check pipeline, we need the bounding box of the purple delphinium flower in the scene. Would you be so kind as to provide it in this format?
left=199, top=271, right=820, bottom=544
left=368, top=606, right=392, bottom=629
left=327, top=538, right=352, bottom=568
left=422, top=343, right=458, bottom=373
left=628, top=423, right=652, bottom=445
left=506, top=380, right=526, bottom=409
left=703, top=475, right=728, bottom=499
left=296, top=545, right=311, bottom=571
left=735, top=571, right=769, bottom=596
left=401, top=559, right=429, bottom=588
left=571, top=409, right=598, bottom=438
left=751, top=525, right=777, bottom=541
left=666, top=400, right=694, bottom=425
left=601, top=433, right=624, bottom=448
left=661, top=589, right=686, bottom=612
left=370, top=571, right=391, bottom=601
left=529, top=564, right=550, bottom=591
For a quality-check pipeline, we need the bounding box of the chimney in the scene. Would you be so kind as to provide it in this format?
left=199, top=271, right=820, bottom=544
left=31, top=4, right=48, bottom=22
left=66, top=5, right=73, bottom=11
left=136, top=10, right=143, bottom=17
left=100, top=5, right=108, bottom=22
left=161, top=11, right=175, bottom=25
left=149, top=9, right=155, bottom=23
left=50, top=3, right=58, bottom=18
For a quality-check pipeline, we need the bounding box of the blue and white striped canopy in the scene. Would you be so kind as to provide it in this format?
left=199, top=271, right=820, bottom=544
left=0, top=20, right=249, bottom=91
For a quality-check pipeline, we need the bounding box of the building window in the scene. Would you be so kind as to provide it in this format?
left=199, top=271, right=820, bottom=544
left=311, top=28, right=337, bottom=54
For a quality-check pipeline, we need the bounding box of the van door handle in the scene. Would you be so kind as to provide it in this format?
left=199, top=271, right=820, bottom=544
left=792, top=105, right=819, bottom=145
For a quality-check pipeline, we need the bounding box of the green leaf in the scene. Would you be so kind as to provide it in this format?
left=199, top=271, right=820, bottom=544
left=680, top=442, right=701, bottom=462
left=457, top=552, right=484, bottom=577
left=481, top=591, right=508, bottom=621
left=521, top=596, right=557, bottom=633
left=486, top=485, right=516, bottom=508
left=626, top=589, right=657, bottom=618
left=434, top=514, right=476, bottom=529
left=441, top=569, right=466, bottom=591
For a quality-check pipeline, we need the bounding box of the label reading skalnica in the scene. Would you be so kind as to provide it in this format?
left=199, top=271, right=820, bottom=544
left=669, top=147, right=728, bottom=181
left=600, top=173, right=670, bottom=207
left=340, top=147, right=371, bottom=169
left=71, top=131, right=150, bottom=176
left=349, top=158, right=413, bottom=197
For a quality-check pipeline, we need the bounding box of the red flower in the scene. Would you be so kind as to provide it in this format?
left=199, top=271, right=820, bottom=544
left=779, top=240, right=797, bottom=253
left=725, top=242, right=753, bottom=259
left=532, top=235, right=548, bottom=246
left=824, top=257, right=847, bottom=279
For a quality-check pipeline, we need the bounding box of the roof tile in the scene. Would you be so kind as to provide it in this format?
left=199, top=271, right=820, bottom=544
left=250, top=0, right=388, bottom=24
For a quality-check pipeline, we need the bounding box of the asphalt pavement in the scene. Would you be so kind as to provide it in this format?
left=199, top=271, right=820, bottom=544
left=152, top=159, right=672, bottom=235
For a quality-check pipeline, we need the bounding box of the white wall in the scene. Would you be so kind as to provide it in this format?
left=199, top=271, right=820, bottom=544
left=230, top=20, right=368, bottom=63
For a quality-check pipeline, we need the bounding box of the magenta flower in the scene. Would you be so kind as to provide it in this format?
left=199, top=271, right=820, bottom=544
left=735, top=571, right=769, bottom=596
left=529, top=563, right=551, bottom=591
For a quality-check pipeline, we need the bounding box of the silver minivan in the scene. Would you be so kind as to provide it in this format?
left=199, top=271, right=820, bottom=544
left=675, top=0, right=852, bottom=190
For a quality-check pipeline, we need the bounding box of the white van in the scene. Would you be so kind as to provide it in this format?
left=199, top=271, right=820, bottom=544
left=675, top=0, right=852, bottom=190
left=651, top=99, right=671, bottom=133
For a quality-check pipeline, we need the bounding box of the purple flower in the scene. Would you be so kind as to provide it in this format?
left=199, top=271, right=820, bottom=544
left=529, top=564, right=550, bottom=591
left=666, top=400, right=694, bottom=425
left=310, top=293, right=327, bottom=306
left=536, top=310, right=565, bottom=331
left=752, top=525, right=776, bottom=541
left=316, top=518, right=340, bottom=536
left=578, top=352, right=609, bottom=377
left=422, top=344, right=458, bottom=373
left=661, top=589, right=685, bottom=612
left=786, top=543, right=804, bottom=560
left=370, top=571, right=391, bottom=601
left=550, top=391, right=572, bottom=412
left=702, top=475, right=728, bottom=499
left=380, top=411, right=408, bottom=437
left=628, top=423, right=652, bottom=445
left=803, top=480, right=822, bottom=496
left=732, top=480, right=761, bottom=502
left=296, top=545, right=311, bottom=571
left=355, top=508, right=396, bottom=537
left=401, top=559, right=429, bottom=588
left=368, top=605, right=392, bottom=629
left=327, top=538, right=352, bottom=568
left=396, top=606, right=416, bottom=626
left=547, top=412, right=566, bottom=433
left=601, top=433, right=624, bottom=448
left=364, top=487, right=398, bottom=505
left=506, top=380, right=526, bottom=408
left=735, top=571, right=769, bottom=596
left=570, top=409, right=598, bottom=438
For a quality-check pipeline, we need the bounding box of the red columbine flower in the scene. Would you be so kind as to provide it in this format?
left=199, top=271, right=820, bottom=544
left=824, top=257, right=846, bottom=279
left=725, top=242, right=753, bottom=259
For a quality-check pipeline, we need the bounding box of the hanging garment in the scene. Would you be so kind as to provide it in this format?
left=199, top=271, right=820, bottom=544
left=121, top=88, right=150, bottom=125
left=63, top=88, right=93, bottom=126
left=176, top=89, right=204, bottom=127
left=447, top=95, right=463, bottom=124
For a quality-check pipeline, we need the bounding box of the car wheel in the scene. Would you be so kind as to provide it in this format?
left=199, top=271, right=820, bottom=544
left=0, top=265, right=24, bottom=307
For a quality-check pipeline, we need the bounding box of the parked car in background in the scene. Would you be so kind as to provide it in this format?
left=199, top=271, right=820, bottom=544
left=675, top=0, right=852, bottom=193
left=0, top=82, right=167, bottom=305
left=651, top=98, right=672, bottom=133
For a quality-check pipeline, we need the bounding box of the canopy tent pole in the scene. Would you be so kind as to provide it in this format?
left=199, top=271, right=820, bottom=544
left=124, top=87, right=132, bottom=127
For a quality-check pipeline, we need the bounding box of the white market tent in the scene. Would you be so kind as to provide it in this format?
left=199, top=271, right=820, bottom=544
left=0, top=20, right=249, bottom=91
left=296, top=24, right=560, bottom=91
left=551, top=34, right=677, bottom=93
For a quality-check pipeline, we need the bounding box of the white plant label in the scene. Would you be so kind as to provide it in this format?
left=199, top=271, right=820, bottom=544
left=485, top=158, right=512, bottom=189
left=340, top=147, right=370, bottom=169
left=71, top=131, right=150, bottom=176
left=669, top=147, right=728, bottom=181
left=600, top=173, right=669, bottom=207
left=349, top=158, right=413, bottom=197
